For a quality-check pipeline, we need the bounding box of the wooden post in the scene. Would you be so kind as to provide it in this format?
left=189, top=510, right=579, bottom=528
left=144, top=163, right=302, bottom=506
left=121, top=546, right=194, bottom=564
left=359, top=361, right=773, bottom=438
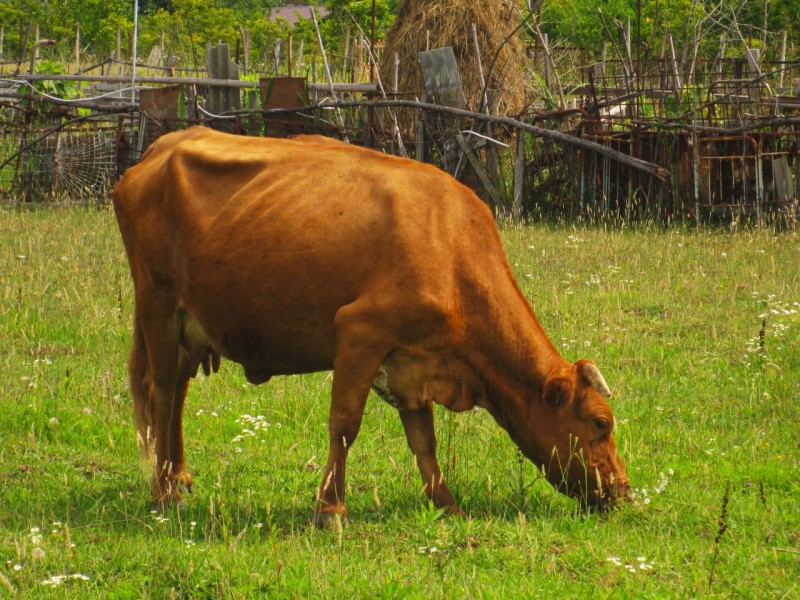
left=20, top=22, right=32, bottom=62
left=242, top=27, right=250, bottom=74
left=342, top=27, right=350, bottom=81
left=74, top=23, right=81, bottom=74
left=312, top=51, right=317, bottom=96
left=715, top=32, right=727, bottom=81
left=778, top=30, right=788, bottom=89
left=512, top=131, right=525, bottom=223
left=416, top=118, right=425, bottom=162
left=393, top=52, right=399, bottom=93
left=600, top=41, right=607, bottom=80
left=310, top=6, right=347, bottom=134
left=472, top=23, right=488, bottom=112
left=115, top=25, right=122, bottom=75
left=29, top=24, right=39, bottom=74
left=746, top=48, right=761, bottom=103
left=530, top=15, right=566, bottom=110
left=667, top=33, right=681, bottom=98
left=370, top=0, right=376, bottom=82
left=296, top=38, right=304, bottom=74
left=1, top=25, right=5, bottom=62
left=287, top=31, right=292, bottom=78
left=542, top=33, right=550, bottom=90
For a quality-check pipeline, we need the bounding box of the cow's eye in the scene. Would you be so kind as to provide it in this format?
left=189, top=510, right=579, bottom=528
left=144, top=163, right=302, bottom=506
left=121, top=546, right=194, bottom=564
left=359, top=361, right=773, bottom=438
left=593, top=418, right=609, bottom=433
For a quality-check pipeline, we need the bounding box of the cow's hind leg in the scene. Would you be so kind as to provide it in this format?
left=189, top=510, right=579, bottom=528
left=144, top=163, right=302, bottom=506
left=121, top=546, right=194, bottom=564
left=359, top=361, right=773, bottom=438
left=130, top=297, right=185, bottom=507
left=168, top=350, right=194, bottom=493
left=399, top=404, right=461, bottom=514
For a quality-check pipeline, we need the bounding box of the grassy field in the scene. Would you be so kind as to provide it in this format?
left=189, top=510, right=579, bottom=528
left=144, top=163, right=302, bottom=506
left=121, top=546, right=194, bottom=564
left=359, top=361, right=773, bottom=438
left=1, top=205, right=798, bottom=598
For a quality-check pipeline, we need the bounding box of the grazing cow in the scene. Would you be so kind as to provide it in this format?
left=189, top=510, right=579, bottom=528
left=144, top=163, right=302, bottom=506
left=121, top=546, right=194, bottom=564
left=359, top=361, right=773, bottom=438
left=112, top=126, right=630, bottom=524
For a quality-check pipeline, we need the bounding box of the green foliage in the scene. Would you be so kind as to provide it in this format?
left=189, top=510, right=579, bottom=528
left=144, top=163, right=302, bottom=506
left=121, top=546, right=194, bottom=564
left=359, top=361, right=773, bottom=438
left=540, top=0, right=799, bottom=59
left=324, top=0, right=400, bottom=42
left=2, top=0, right=799, bottom=73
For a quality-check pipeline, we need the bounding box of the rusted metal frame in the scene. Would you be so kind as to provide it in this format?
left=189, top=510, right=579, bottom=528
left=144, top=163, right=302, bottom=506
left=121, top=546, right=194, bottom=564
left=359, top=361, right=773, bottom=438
left=696, top=135, right=761, bottom=219
left=0, top=108, right=132, bottom=172
left=753, top=130, right=800, bottom=212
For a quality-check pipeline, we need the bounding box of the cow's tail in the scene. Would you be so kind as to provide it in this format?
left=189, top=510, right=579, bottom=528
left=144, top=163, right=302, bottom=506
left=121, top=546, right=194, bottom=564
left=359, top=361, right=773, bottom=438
left=129, top=315, right=154, bottom=462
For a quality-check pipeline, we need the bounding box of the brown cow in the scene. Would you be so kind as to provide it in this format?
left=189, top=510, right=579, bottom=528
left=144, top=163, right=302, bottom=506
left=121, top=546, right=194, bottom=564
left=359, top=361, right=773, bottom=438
left=112, top=126, right=629, bottom=524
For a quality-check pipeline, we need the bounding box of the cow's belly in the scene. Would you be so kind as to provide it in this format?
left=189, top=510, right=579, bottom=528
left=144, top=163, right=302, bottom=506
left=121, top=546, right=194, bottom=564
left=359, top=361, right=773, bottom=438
left=179, top=307, right=335, bottom=382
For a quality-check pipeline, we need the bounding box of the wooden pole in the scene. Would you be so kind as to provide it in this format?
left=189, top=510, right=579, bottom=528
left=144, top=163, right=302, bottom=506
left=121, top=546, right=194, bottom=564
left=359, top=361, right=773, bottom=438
left=778, top=30, right=787, bottom=89
left=512, top=131, right=525, bottom=222
left=310, top=6, right=347, bottom=134
left=715, top=32, right=727, bottom=81
left=29, top=24, right=39, bottom=75
left=115, top=25, right=122, bottom=75
left=416, top=119, right=425, bottom=162
left=529, top=15, right=566, bottom=110
left=342, top=26, right=350, bottom=81
left=393, top=52, right=399, bottom=93
left=287, top=31, right=293, bottom=78
left=74, top=23, right=81, bottom=74
left=370, top=0, right=376, bottom=82
left=472, top=23, right=488, bottom=112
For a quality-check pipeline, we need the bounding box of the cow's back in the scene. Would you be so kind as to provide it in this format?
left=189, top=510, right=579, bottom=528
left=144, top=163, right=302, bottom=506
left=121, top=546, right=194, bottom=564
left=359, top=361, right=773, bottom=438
left=112, top=127, right=514, bottom=375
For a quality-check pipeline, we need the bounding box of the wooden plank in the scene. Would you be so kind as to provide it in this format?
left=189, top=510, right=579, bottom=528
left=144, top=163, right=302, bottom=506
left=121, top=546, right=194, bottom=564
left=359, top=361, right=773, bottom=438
left=512, top=132, right=525, bottom=222
left=455, top=134, right=505, bottom=212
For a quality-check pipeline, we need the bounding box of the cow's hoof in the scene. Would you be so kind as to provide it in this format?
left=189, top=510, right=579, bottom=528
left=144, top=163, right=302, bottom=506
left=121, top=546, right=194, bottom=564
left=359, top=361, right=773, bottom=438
left=173, top=472, right=194, bottom=494
left=314, top=510, right=348, bottom=529
left=150, top=498, right=185, bottom=513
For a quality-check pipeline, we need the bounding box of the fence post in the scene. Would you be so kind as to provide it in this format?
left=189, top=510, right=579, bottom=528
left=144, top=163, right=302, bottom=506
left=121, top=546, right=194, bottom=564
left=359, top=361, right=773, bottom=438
left=205, top=43, right=241, bottom=132
left=416, top=118, right=426, bottom=162
left=512, top=131, right=525, bottom=222
left=74, top=23, right=81, bottom=74
left=115, top=25, right=122, bottom=76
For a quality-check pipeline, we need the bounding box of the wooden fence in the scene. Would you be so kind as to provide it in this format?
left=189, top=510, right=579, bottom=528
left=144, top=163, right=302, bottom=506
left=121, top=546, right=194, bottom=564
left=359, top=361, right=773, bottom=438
left=2, top=49, right=799, bottom=224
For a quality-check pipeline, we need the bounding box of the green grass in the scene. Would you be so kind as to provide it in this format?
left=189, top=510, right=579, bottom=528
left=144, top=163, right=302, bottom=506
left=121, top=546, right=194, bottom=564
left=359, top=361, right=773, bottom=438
left=1, top=206, right=798, bottom=598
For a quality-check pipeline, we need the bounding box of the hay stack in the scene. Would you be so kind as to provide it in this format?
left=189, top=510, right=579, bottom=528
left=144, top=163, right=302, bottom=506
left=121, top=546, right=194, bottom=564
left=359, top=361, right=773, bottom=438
left=379, top=0, right=531, bottom=116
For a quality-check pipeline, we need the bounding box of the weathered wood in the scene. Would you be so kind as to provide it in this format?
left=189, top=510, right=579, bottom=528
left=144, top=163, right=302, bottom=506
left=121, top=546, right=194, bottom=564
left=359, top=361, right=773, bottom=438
left=455, top=134, right=505, bottom=212
left=320, top=99, right=670, bottom=181
left=12, top=74, right=380, bottom=93
left=205, top=43, right=241, bottom=130
left=778, top=30, right=788, bottom=89
left=512, top=131, right=525, bottom=222
left=416, top=119, right=425, bottom=162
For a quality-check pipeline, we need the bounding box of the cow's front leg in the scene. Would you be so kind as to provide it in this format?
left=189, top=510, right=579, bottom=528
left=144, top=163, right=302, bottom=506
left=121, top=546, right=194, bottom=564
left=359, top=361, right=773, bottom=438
left=314, top=412, right=363, bottom=527
left=315, top=316, right=387, bottom=527
left=399, top=403, right=461, bottom=514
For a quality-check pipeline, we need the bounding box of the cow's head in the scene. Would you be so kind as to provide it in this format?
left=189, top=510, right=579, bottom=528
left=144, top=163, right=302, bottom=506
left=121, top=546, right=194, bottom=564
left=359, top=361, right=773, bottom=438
left=516, top=359, right=630, bottom=509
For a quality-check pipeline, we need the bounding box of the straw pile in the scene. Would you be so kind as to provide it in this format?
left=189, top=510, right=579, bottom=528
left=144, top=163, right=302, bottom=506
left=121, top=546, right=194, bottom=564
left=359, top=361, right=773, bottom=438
left=379, top=0, right=532, bottom=116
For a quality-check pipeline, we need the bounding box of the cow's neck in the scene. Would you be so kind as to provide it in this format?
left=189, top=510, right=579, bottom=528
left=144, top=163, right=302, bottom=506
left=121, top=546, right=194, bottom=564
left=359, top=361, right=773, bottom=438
left=461, top=276, right=566, bottom=430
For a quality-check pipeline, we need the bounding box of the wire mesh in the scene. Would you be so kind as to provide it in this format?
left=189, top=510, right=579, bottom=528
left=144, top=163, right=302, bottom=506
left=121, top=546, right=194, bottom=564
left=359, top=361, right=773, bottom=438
left=13, top=128, right=118, bottom=203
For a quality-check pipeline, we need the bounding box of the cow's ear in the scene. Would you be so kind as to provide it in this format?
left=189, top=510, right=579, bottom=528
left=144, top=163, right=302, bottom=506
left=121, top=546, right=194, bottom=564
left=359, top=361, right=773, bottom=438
left=543, top=376, right=574, bottom=408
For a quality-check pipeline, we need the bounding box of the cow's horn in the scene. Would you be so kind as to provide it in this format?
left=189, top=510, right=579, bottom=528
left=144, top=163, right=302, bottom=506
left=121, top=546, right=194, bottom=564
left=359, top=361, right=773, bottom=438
left=580, top=362, right=612, bottom=397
